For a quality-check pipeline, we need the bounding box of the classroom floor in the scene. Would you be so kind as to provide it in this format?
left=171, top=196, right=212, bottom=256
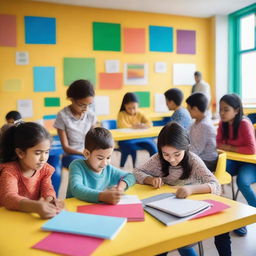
left=58, top=150, right=256, bottom=256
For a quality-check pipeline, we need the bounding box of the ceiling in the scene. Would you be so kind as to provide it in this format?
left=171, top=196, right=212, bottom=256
left=33, top=0, right=255, bottom=17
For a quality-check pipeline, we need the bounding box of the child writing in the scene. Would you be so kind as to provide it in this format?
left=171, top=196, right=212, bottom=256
left=134, top=122, right=231, bottom=256
left=217, top=93, right=256, bottom=236
left=0, top=122, right=64, bottom=219
left=117, top=92, right=157, bottom=167
left=54, top=79, right=97, bottom=168
left=164, top=88, right=192, bottom=129
left=67, top=127, right=136, bottom=204
left=186, top=93, right=218, bottom=172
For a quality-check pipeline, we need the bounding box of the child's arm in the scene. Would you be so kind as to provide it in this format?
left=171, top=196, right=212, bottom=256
left=58, top=129, right=84, bottom=155
left=40, top=164, right=57, bottom=199
left=175, top=184, right=211, bottom=198
left=98, top=189, right=124, bottom=205
left=143, top=176, right=163, bottom=188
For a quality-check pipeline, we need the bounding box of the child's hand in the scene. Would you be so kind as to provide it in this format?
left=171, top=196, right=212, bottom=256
left=99, top=189, right=124, bottom=205
left=36, top=199, right=59, bottom=219
left=175, top=186, right=193, bottom=198
left=151, top=177, right=163, bottom=189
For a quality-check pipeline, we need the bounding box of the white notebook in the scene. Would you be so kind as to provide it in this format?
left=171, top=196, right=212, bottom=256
left=146, top=197, right=211, bottom=217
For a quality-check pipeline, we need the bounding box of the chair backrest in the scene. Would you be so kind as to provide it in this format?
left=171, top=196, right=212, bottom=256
left=247, top=113, right=256, bottom=124
left=101, top=119, right=117, bottom=130
left=214, top=150, right=231, bottom=185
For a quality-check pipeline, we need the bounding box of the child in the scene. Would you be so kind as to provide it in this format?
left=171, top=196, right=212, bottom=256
left=134, top=122, right=231, bottom=256
left=186, top=93, right=218, bottom=172
left=117, top=92, right=157, bottom=167
left=54, top=79, right=97, bottom=168
left=0, top=110, right=22, bottom=135
left=164, top=88, right=192, bottom=129
left=217, top=93, right=256, bottom=236
left=67, top=127, right=136, bottom=204
left=0, top=122, right=64, bottom=219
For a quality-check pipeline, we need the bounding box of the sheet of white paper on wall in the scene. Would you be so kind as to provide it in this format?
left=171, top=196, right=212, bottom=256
left=94, top=96, right=110, bottom=116
left=17, top=99, right=33, bottom=118
left=105, top=60, right=120, bottom=73
left=173, top=64, right=196, bottom=85
left=155, top=62, right=167, bottom=73
left=155, top=93, right=169, bottom=113
left=16, top=52, right=29, bottom=65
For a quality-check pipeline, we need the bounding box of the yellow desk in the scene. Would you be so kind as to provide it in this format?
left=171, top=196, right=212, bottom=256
left=1, top=184, right=256, bottom=256
left=148, top=112, right=172, bottom=121
left=225, top=151, right=256, bottom=164
left=110, top=126, right=163, bottom=141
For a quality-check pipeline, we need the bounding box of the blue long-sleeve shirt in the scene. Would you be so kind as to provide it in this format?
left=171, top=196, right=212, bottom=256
left=66, top=159, right=136, bottom=203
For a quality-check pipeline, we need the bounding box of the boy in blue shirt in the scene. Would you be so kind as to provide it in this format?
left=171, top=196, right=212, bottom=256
left=66, top=127, right=135, bottom=204
left=164, top=88, right=192, bottom=130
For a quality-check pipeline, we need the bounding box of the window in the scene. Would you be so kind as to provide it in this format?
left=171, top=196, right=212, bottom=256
left=229, top=4, right=256, bottom=103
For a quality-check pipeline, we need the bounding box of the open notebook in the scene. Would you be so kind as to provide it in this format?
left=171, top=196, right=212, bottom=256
left=146, top=195, right=211, bottom=217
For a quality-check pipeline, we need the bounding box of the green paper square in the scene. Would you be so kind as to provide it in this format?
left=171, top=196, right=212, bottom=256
left=44, top=97, right=60, bottom=107
left=63, top=58, right=96, bottom=86
left=93, top=22, right=121, bottom=51
left=134, top=91, right=150, bottom=108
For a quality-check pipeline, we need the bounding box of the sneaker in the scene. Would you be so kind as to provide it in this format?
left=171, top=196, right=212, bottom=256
left=234, top=226, right=247, bottom=236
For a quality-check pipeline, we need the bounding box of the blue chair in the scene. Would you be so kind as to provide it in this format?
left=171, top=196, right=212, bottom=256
left=247, top=113, right=256, bottom=124
left=47, top=135, right=64, bottom=196
left=101, top=119, right=117, bottom=129
left=152, top=116, right=170, bottom=126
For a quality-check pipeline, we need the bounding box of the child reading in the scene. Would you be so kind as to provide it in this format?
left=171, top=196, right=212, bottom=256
left=164, top=88, right=192, bottom=129
left=117, top=92, right=157, bottom=167
left=67, top=127, right=135, bottom=204
left=54, top=79, right=97, bottom=168
left=217, top=93, right=256, bottom=236
left=0, top=122, right=64, bottom=219
left=186, top=92, right=218, bottom=172
left=134, top=122, right=231, bottom=256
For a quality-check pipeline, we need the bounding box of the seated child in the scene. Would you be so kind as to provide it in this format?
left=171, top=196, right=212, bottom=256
left=186, top=93, right=218, bottom=172
left=0, top=122, right=64, bottom=219
left=164, top=88, right=192, bottom=129
left=134, top=122, right=231, bottom=256
left=0, top=110, right=22, bottom=135
left=66, top=127, right=136, bottom=204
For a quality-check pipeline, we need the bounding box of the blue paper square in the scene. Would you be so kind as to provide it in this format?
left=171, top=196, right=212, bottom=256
left=149, top=26, right=173, bottom=52
left=33, top=67, right=55, bottom=92
left=25, top=16, right=56, bottom=44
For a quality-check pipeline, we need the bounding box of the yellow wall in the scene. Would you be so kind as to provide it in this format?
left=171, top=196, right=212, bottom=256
left=0, top=0, right=213, bottom=126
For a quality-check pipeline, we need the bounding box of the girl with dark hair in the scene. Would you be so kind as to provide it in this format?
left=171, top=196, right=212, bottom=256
left=217, top=93, right=256, bottom=236
left=134, top=122, right=231, bottom=256
left=117, top=92, right=157, bottom=167
left=54, top=79, right=97, bottom=168
left=0, top=122, right=64, bottom=218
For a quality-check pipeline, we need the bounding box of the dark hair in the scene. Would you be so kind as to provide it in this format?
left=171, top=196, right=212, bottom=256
left=186, top=92, right=208, bottom=113
left=157, top=122, right=191, bottom=179
left=5, top=111, right=22, bottom=121
left=119, top=92, right=138, bottom=112
left=85, top=127, right=114, bottom=152
left=0, top=122, right=51, bottom=163
left=220, top=93, right=243, bottom=140
left=194, top=71, right=202, bottom=77
left=164, top=88, right=183, bottom=106
left=67, top=79, right=95, bottom=100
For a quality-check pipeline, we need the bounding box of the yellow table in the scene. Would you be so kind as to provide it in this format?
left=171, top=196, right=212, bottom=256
left=1, top=184, right=256, bottom=256
left=225, top=151, right=256, bottom=164
left=110, top=126, right=163, bottom=141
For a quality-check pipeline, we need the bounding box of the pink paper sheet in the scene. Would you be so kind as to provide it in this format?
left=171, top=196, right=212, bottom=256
left=32, top=232, right=104, bottom=256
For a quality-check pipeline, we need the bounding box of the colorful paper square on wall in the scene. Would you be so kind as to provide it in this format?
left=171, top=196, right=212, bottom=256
left=93, top=22, right=121, bottom=51
left=124, top=63, right=148, bottom=85
left=2, top=79, right=22, bottom=92
left=149, top=26, right=173, bottom=52
left=44, top=97, right=60, bottom=107
left=177, top=30, right=196, bottom=54
left=134, top=91, right=150, bottom=108
left=0, top=14, right=16, bottom=47
left=43, top=115, right=57, bottom=131
left=25, top=16, right=56, bottom=44
left=33, top=67, right=55, bottom=92
left=124, top=28, right=145, bottom=53
left=63, top=58, right=96, bottom=86
left=99, top=73, right=123, bottom=89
